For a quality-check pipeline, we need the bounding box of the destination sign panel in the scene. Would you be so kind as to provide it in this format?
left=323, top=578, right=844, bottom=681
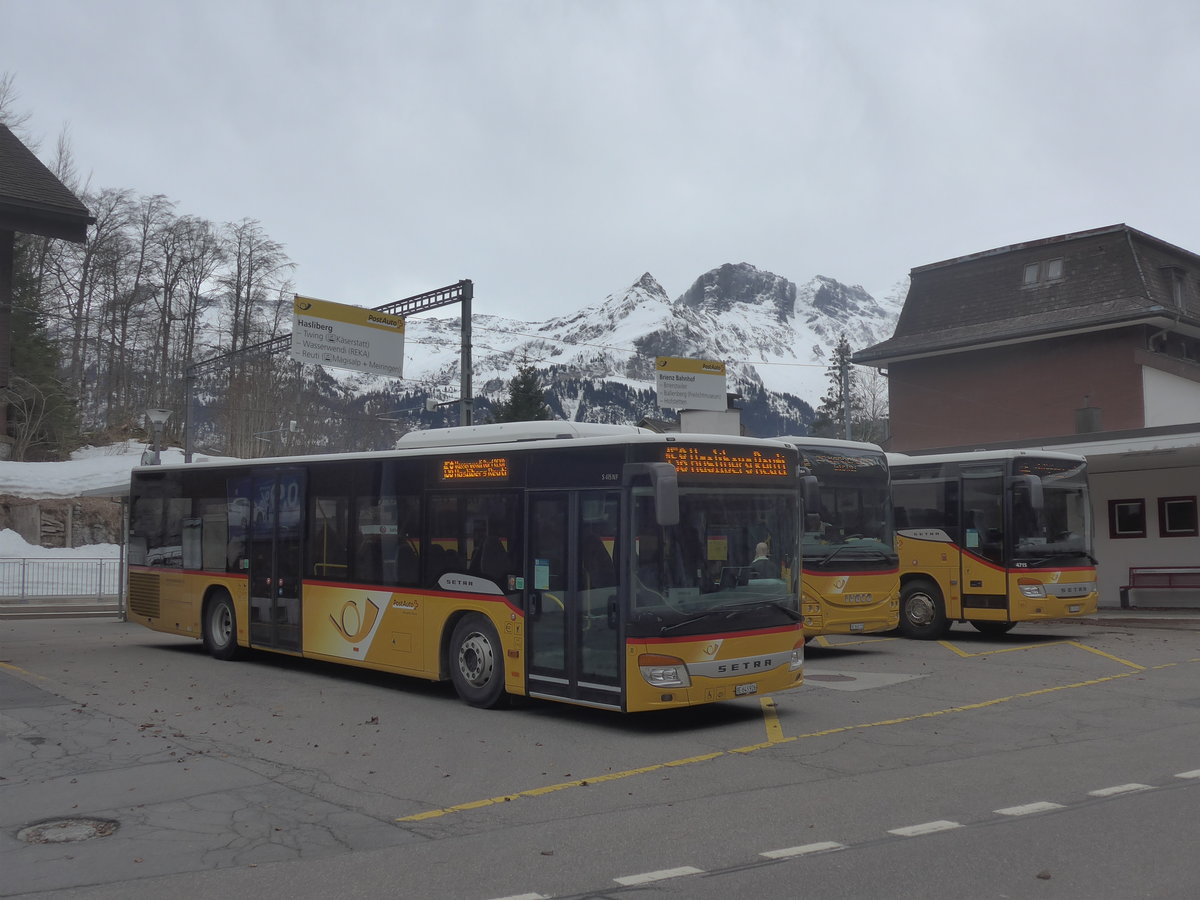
left=440, top=457, right=511, bottom=481
left=290, top=295, right=405, bottom=377
left=665, top=445, right=790, bottom=478
left=655, top=356, right=727, bottom=411
left=800, top=450, right=886, bottom=474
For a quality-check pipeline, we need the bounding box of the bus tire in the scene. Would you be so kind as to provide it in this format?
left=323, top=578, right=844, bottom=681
left=203, top=590, right=242, bottom=661
left=970, top=620, right=1016, bottom=636
left=449, top=614, right=509, bottom=709
left=898, top=579, right=949, bottom=640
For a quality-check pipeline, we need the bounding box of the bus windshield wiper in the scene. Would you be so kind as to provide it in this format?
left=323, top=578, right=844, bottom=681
left=658, top=599, right=802, bottom=635
left=806, top=546, right=892, bottom=567
left=699, top=597, right=802, bottom=620
left=1018, top=551, right=1097, bottom=567
left=659, top=610, right=737, bottom=635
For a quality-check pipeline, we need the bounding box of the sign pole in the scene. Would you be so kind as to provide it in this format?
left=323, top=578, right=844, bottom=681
left=459, top=282, right=473, bottom=426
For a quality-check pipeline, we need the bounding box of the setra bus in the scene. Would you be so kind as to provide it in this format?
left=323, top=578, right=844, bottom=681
left=777, top=437, right=899, bottom=638
left=126, top=422, right=806, bottom=712
left=888, top=448, right=1098, bottom=639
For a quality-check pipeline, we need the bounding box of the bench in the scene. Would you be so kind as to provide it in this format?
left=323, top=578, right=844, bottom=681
left=1120, top=567, right=1200, bottom=609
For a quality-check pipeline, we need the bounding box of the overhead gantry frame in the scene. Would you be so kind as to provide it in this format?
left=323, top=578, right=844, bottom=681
left=183, top=279, right=473, bottom=462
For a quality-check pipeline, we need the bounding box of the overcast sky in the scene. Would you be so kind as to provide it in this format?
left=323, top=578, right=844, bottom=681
left=5, top=0, right=1198, bottom=321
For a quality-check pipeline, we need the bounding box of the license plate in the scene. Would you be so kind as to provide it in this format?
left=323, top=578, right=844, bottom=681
left=735, top=682, right=758, bottom=696
left=1068, top=604, right=1081, bottom=613
left=850, top=623, right=865, bottom=632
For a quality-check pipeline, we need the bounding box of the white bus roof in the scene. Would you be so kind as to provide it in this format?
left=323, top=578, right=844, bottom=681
left=887, top=448, right=1087, bottom=467
left=396, top=420, right=647, bottom=448
left=137, top=422, right=799, bottom=471
left=775, top=435, right=886, bottom=453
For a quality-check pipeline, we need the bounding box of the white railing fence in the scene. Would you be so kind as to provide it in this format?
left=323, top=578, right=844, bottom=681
left=0, top=558, right=123, bottom=602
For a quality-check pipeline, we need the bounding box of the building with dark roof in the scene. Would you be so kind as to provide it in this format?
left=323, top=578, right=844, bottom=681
left=0, top=122, right=94, bottom=458
left=855, top=224, right=1200, bottom=610
left=856, top=224, right=1200, bottom=449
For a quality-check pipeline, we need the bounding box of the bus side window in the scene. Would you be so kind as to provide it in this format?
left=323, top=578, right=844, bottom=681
left=310, top=496, right=349, bottom=579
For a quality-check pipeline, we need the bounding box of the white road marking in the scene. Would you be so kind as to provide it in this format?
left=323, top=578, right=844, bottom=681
left=760, top=841, right=846, bottom=859
left=488, top=894, right=550, bottom=900
left=888, top=820, right=962, bottom=837
left=613, top=866, right=704, bottom=886
left=1175, top=770, right=1200, bottom=780
left=1089, top=783, right=1153, bottom=797
left=995, top=801, right=1065, bottom=816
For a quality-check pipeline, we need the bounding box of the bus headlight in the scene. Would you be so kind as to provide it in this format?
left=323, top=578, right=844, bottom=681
left=790, top=641, right=804, bottom=671
left=1017, top=578, right=1047, bottom=599
left=639, top=654, right=691, bottom=688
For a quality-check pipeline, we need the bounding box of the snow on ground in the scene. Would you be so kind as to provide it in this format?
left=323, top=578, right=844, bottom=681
left=0, top=443, right=234, bottom=561
left=0, top=442, right=173, bottom=499
left=0, top=443, right=235, bottom=499
left=0, top=528, right=119, bottom=558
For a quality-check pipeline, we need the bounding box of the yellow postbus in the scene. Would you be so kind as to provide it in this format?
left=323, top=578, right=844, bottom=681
left=888, top=449, right=1098, bottom=639
left=126, top=423, right=806, bottom=712
left=777, top=437, right=899, bottom=637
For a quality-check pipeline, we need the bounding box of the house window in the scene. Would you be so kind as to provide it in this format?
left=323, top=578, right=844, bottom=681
left=1109, top=499, right=1146, bottom=539
left=1158, top=496, right=1198, bottom=538
left=1022, top=257, right=1065, bottom=286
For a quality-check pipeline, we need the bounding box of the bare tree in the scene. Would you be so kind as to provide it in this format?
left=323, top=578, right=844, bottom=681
left=853, top=366, right=889, bottom=445
left=1, top=374, right=70, bottom=460
left=219, top=219, right=292, bottom=353
left=0, top=71, right=32, bottom=133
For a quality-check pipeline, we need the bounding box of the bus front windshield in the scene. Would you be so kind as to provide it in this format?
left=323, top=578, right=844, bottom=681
left=1010, top=463, right=1093, bottom=564
left=803, top=471, right=895, bottom=569
left=628, top=488, right=800, bottom=639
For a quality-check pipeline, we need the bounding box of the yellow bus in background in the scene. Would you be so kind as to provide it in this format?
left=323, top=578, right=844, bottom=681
left=888, top=449, right=1098, bottom=639
left=127, top=423, right=806, bottom=712
left=777, top=437, right=900, bottom=638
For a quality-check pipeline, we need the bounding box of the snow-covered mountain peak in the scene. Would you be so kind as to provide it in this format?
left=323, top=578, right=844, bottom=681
left=380, top=262, right=901, bottom=435
left=677, top=262, right=797, bottom=322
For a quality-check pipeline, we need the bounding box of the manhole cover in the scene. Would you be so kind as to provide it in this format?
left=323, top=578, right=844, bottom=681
left=17, top=818, right=119, bottom=844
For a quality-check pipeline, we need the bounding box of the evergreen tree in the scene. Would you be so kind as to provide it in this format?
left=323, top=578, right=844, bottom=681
left=811, top=333, right=860, bottom=439
left=490, top=363, right=552, bottom=423
left=1, top=234, right=78, bottom=459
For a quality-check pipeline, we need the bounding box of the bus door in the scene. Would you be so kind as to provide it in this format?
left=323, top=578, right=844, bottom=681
left=246, top=468, right=306, bottom=651
left=960, top=465, right=1008, bottom=616
left=525, top=490, right=622, bottom=708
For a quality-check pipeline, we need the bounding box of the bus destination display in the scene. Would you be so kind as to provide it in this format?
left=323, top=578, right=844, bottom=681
left=801, top=451, right=885, bottom=474
left=440, top=457, right=510, bottom=481
left=665, top=445, right=790, bottom=478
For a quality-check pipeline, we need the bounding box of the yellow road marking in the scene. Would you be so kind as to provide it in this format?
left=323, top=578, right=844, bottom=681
left=396, top=658, right=1183, bottom=823
left=1064, top=641, right=1145, bottom=670
left=812, top=635, right=897, bottom=649
left=0, top=661, right=43, bottom=679
left=938, top=639, right=1146, bottom=670
left=761, top=696, right=785, bottom=744
left=939, top=638, right=1085, bottom=659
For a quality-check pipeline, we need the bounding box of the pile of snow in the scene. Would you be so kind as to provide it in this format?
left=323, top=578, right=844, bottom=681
left=0, top=528, right=120, bottom=559
left=0, top=443, right=230, bottom=499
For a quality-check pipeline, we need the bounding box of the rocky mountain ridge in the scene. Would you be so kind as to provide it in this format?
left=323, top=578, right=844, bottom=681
left=349, top=262, right=904, bottom=437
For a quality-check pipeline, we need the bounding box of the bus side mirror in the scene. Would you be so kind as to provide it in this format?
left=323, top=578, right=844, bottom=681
left=800, top=472, right=820, bottom=519
left=622, top=462, right=680, bottom=527
left=1009, top=474, right=1044, bottom=510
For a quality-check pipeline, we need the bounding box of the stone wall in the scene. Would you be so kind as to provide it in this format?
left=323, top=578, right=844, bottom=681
left=0, top=496, right=124, bottom=548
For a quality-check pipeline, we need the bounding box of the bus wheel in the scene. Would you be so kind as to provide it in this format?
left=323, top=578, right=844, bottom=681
left=970, top=620, right=1016, bottom=636
left=450, top=615, right=508, bottom=709
left=203, top=591, right=242, bottom=661
left=898, top=580, right=948, bottom=640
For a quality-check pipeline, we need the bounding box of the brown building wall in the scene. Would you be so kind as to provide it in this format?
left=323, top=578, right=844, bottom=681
left=887, top=328, right=1146, bottom=451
